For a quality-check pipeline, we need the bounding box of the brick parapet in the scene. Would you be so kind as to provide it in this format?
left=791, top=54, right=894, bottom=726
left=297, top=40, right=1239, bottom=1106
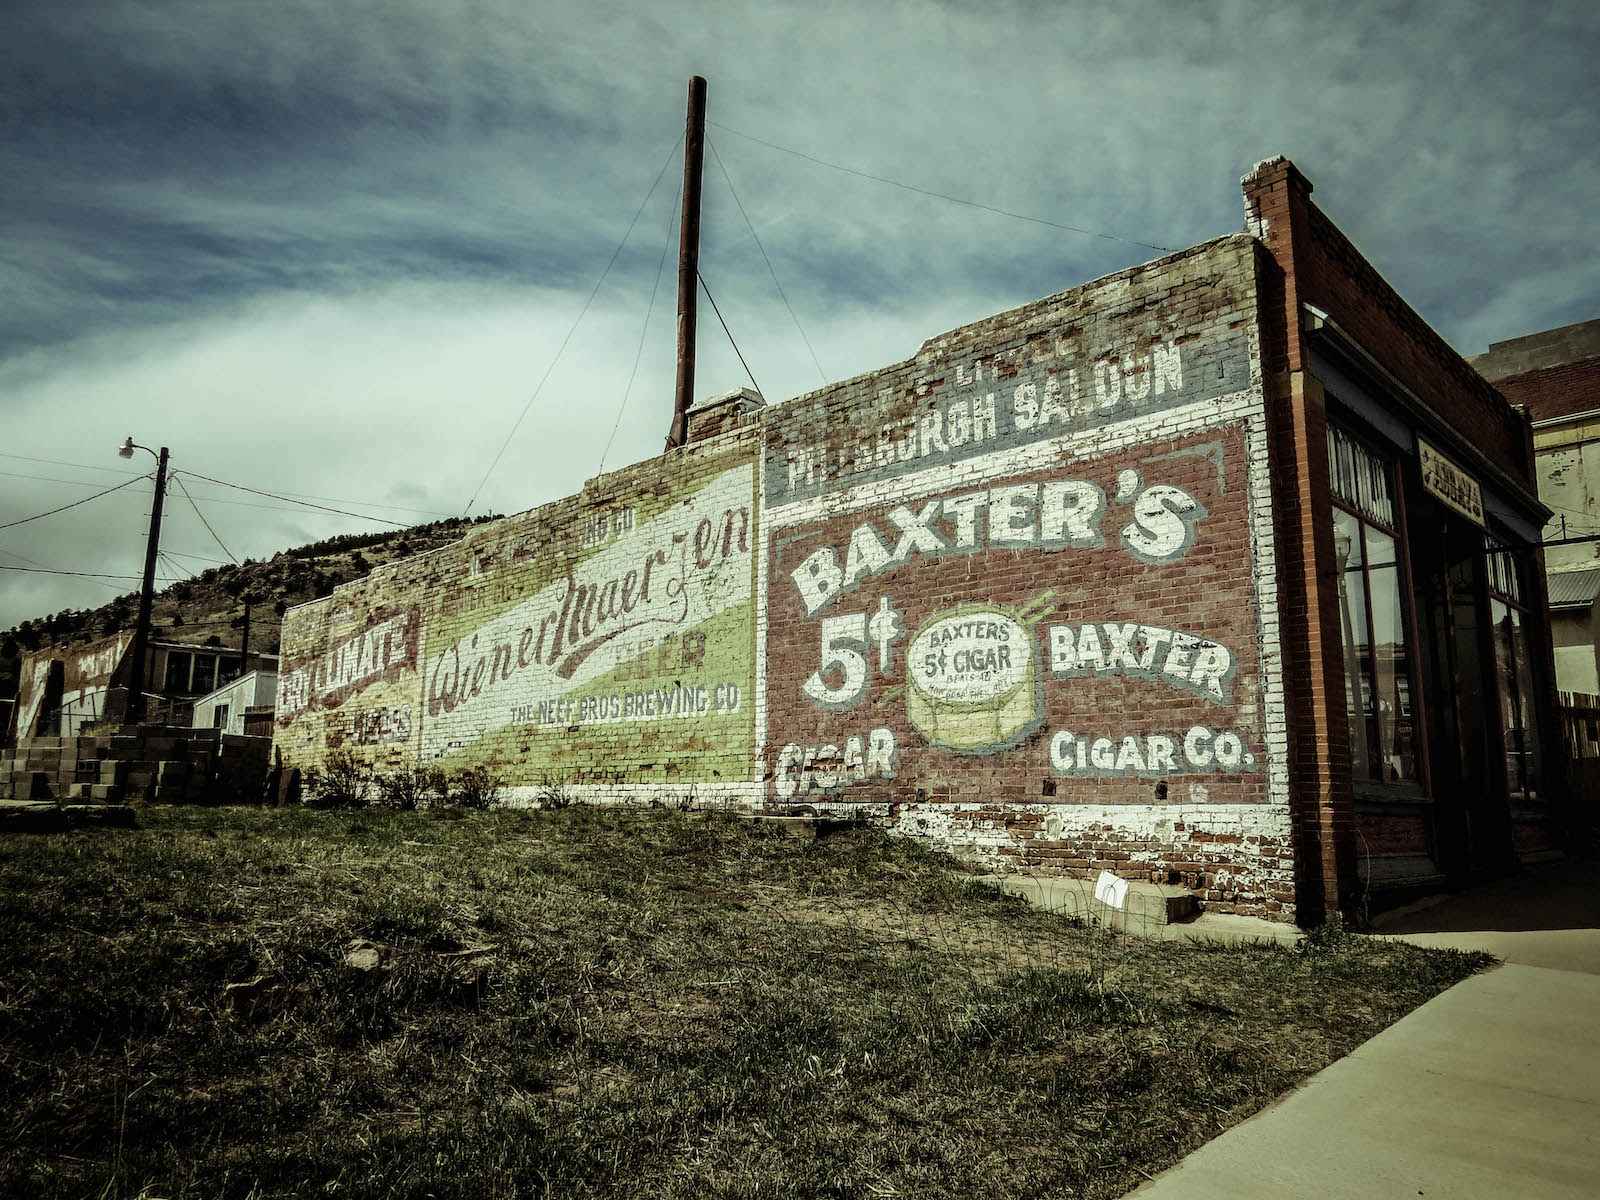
left=1242, top=162, right=1357, bottom=924
left=1486, top=356, right=1600, bottom=426
left=1244, top=157, right=1533, bottom=490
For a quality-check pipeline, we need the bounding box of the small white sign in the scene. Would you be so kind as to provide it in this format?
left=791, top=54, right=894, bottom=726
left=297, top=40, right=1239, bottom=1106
left=1093, top=869, right=1129, bottom=911
left=1418, top=437, right=1485, bottom=528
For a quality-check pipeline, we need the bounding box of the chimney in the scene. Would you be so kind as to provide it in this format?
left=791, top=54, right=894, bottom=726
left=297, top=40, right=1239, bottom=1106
left=685, top=386, right=765, bottom=443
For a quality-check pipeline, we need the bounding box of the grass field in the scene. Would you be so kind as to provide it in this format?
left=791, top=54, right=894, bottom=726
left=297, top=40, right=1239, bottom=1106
left=0, top=805, right=1490, bottom=1199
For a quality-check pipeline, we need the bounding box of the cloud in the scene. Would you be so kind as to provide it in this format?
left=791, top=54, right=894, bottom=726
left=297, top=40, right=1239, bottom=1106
left=3, top=0, right=1598, bottom=629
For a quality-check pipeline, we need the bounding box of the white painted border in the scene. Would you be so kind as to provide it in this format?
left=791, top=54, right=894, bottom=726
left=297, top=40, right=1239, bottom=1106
left=754, top=379, right=1293, bottom=841
left=753, top=444, right=771, bottom=779
left=498, top=781, right=765, bottom=808
left=765, top=390, right=1257, bottom=529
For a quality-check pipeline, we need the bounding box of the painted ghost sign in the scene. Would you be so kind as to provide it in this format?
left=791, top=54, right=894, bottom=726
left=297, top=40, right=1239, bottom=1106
left=762, top=422, right=1270, bottom=806
left=10, top=631, right=132, bottom=738
left=768, top=333, right=1253, bottom=506
left=275, top=597, right=427, bottom=764
left=420, top=455, right=757, bottom=784
left=277, top=606, right=420, bottom=720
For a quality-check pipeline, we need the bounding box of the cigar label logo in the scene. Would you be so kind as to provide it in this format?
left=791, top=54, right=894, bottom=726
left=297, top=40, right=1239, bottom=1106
left=903, top=595, right=1056, bottom=753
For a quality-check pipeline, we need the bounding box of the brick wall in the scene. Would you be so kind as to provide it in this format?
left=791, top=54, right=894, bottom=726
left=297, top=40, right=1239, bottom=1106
left=276, top=556, right=429, bottom=775
left=9, top=632, right=133, bottom=741
left=1488, top=356, right=1600, bottom=425
left=1241, top=157, right=1563, bottom=921
left=1241, top=162, right=1355, bottom=923
left=757, top=234, right=1295, bottom=919
left=271, top=233, right=1310, bottom=917
left=272, top=234, right=1297, bottom=918
left=277, top=428, right=762, bottom=804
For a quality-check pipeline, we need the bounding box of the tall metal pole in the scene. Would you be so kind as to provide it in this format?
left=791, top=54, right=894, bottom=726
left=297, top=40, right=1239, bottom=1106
left=668, top=75, right=708, bottom=451
left=238, top=601, right=251, bottom=678
left=126, top=447, right=168, bottom=724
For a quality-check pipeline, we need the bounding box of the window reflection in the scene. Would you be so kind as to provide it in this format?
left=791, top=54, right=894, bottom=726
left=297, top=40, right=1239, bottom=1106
left=1491, top=596, right=1543, bottom=804
left=1331, top=436, right=1419, bottom=787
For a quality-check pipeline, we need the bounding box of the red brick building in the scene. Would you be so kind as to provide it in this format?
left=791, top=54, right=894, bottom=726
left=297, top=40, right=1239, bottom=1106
left=274, top=156, right=1564, bottom=926
left=1241, top=159, right=1563, bottom=920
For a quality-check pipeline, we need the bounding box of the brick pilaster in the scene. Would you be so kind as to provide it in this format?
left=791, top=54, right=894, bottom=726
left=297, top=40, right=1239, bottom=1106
left=1243, top=158, right=1358, bottom=924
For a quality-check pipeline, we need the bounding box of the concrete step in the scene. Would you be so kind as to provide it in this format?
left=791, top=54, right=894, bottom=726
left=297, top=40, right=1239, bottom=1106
left=734, top=814, right=862, bottom=840
left=968, top=873, right=1199, bottom=933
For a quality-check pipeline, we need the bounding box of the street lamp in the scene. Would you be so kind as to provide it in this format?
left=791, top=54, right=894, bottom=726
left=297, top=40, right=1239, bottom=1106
left=119, top=437, right=169, bottom=724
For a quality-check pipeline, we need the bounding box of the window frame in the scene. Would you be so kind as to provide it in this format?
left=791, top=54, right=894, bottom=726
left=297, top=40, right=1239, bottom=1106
left=1485, top=535, right=1544, bottom=808
left=1328, top=423, right=1432, bottom=799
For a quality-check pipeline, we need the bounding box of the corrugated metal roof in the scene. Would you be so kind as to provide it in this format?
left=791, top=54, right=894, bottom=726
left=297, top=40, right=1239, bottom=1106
left=1548, top=567, right=1600, bottom=608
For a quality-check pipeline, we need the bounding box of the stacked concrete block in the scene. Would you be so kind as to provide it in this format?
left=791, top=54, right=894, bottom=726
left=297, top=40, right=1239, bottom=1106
left=153, top=759, right=189, bottom=804
left=0, top=725, right=271, bottom=807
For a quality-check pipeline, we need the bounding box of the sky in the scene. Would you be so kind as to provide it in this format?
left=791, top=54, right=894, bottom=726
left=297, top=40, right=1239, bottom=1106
left=3, top=0, right=1597, bottom=633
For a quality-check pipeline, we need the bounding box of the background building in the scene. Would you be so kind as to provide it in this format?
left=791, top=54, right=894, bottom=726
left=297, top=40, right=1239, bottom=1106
left=1472, top=317, right=1600, bottom=830
left=192, top=668, right=279, bottom=737
left=1472, top=318, right=1600, bottom=693
left=7, top=636, right=277, bottom=740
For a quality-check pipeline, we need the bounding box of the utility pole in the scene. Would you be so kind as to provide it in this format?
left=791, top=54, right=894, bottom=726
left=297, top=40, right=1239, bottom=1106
left=667, top=75, right=707, bottom=451
left=238, top=600, right=251, bottom=678
left=124, top=445, right=169, bottom=724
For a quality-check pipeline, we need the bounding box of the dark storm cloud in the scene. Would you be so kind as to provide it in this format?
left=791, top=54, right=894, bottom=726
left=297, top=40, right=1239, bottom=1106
left=2, top=0, right=1597, bottom=627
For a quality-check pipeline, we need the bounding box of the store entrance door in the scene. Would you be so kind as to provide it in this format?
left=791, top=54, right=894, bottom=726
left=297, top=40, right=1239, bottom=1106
left=1435, top=520, right=1517, bottom=880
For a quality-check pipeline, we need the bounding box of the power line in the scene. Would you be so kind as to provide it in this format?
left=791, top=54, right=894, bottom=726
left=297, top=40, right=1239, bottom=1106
left=707, top=135, right=827, bottom=386
left=174, top=487, right=451, bottom=521
left=0, top=565, right=144, bottom=580
left=159, top=492, right=399, bottom=521
left=0, top=452, right=146, bottom=477
left=0, top=469, right=141, bottom=488
left=698, top=272, right=761, bottom=396
left=1545, top=501, right=1600, bottom=527
left=0, top=545, right=134, bottom=595
left=163, top=548, right=234, bottom=566
left=461, top=133, right=686, bottom=517
left=216, top=489, right=452, bottom=519
left=0, top=544, right=49, bottom=568
left=0, top=474, right=149, bottom=532
left=177, top=470, right=409, bottom=529
left=0, top=452, right=455, bottom=519
left=155, top=616, right=283, bottom=630
left=708, top=120, right=1173, bottom=254
left=158, top=551, right=197, bottom=581
left=601, top=176, right=683, bottom=476
left=171, top=474, right=240, bottom=564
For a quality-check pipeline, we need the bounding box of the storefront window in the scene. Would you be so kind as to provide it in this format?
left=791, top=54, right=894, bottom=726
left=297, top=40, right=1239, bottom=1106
left=1486, top=538, right=1543, bottom=805
left=1330, top=427, right=1421, bottom=788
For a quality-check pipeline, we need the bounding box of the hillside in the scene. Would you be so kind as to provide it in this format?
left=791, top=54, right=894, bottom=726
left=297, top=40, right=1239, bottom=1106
left=1, top=514, right=501, bottom=699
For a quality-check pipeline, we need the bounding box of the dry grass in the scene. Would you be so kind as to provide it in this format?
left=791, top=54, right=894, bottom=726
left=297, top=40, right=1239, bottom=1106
left=0, top=805, right=1489, bottom=1199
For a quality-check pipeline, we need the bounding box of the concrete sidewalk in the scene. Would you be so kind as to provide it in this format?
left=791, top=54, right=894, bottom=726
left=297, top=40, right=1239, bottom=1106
left=1128, top=855, right=1600, bottom=1199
